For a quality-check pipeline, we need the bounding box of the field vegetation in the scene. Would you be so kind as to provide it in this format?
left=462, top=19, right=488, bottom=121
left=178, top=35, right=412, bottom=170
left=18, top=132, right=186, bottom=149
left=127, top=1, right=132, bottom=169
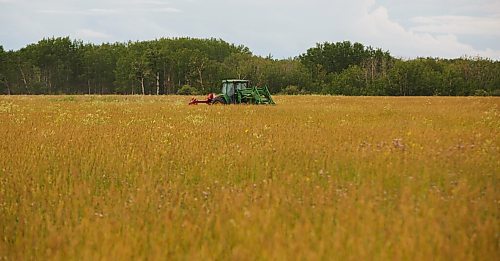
left=0, top=95, right=498, bottom=260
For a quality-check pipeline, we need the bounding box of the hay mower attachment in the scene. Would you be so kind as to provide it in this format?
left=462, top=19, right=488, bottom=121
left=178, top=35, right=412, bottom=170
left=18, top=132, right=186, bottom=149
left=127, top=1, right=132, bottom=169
left=189, top=93, right=215, bottom=105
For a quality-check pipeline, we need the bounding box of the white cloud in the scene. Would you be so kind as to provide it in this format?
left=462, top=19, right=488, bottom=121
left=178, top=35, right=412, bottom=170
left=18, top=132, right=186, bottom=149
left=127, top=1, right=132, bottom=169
left=135, top=0, right=175, bottom=5
left=150, top=7, right=181, bottom=13
left=351, top=2, right=500, bottom=59
left=37, top=8, right=120, bottom=15
left=73, top=29, right=112, bottom=39
left=35, top=0, right=181, bottom=16
left=410, top=15, right=500, bottom=36
left=87, top=8, right=120, bottom=15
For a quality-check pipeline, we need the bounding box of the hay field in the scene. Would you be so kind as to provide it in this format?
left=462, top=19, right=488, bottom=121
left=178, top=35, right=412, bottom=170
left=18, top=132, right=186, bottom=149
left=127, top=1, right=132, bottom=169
left=0, top=95, right=498, bottom=260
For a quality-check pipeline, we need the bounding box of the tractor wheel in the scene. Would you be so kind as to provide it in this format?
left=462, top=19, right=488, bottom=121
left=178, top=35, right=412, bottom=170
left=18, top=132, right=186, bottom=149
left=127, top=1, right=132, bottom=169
left=211, top=96, right=227, bottom=105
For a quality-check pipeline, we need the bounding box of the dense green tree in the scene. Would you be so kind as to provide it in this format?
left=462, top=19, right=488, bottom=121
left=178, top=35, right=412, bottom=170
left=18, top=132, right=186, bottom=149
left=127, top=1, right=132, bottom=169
left=81, top=43, right=121, bottom=94
left=0, top=46, right=6, bottom=93
left=300, top=41, right=375, bottom=76
left=1, top=37, right=499, bottom=96
left=327, top=65, right=366, bottom=95
left=386, top=59, right=442, bottom=96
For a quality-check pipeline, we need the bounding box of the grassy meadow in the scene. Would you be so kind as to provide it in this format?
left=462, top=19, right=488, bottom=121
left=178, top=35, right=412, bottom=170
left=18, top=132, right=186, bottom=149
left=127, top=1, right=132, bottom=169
left=0, top=95, right=498, bottom=260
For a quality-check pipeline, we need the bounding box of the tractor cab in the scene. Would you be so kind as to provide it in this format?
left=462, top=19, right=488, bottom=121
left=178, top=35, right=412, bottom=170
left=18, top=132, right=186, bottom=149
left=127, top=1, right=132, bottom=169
left=221, top=80, right=249, bottom=103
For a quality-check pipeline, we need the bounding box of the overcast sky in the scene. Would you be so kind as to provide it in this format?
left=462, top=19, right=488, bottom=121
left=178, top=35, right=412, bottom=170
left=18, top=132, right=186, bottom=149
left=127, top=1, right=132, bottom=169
left=1, top=0, right=499, bottom=59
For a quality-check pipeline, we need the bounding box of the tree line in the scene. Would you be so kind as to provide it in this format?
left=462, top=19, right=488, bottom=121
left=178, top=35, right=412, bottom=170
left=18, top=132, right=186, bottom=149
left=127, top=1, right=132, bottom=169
left=0, top=37, right=499, bottom=96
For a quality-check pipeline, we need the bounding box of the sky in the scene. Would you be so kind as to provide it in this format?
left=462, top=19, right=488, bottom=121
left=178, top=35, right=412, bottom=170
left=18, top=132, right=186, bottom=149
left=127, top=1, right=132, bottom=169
left=1, top=0, right=499, bottom=59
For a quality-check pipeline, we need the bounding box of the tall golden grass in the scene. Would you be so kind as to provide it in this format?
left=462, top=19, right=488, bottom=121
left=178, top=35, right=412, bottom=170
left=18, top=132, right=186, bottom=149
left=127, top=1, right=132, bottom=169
left=0, top=95, right=498, bottom=260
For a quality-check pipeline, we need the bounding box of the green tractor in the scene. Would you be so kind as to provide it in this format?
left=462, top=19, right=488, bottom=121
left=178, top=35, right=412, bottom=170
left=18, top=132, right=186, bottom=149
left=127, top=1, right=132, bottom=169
left=189, top=79, right=275, bottom=105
